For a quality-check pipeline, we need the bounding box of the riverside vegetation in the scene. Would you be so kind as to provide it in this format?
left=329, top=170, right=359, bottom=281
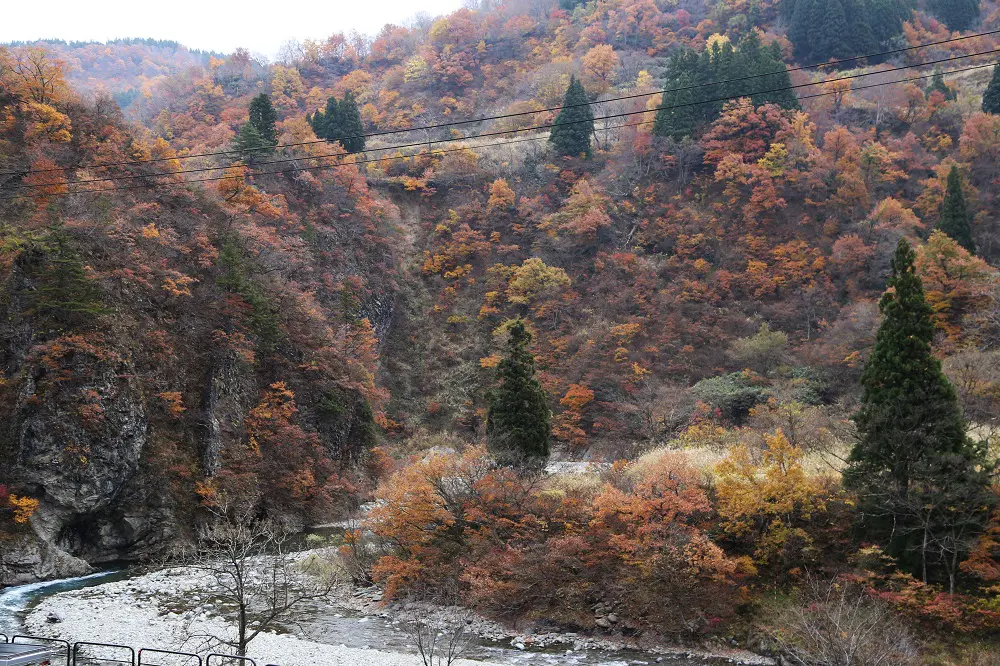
left=4, top=0, right=1000, bottom=663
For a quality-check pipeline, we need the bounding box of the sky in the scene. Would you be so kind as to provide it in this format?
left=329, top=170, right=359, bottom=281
left=1, top=0, right=465, bottom=57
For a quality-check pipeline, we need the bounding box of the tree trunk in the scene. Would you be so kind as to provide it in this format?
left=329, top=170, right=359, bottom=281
left=238, top=605, right=248, bottom=657
left=921, top=526, right=928, bottom=584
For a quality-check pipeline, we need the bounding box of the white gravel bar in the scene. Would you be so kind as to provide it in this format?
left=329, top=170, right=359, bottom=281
left=23, top=568, right=505, bottom=666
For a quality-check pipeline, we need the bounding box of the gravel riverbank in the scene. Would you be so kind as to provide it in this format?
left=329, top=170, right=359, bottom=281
left=22, top=562, right=771, bottom=666
left=23, top=566, right=506, bottom=666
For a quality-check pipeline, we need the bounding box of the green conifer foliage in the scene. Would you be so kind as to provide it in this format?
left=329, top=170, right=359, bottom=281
left=234, top=121, right=270, bottom=165
left=868, top=0, right=910, bottom=47
left=982, top=63, right=1000, bottom=114
left=847, top=239, right=964, bottom=495
left=787, top=0, right=815, bottom=60
left=248, top=93, right=278, bottom=146
left=486, top=320, right=551, bottom=470
left=653, top=73, right=701, bottom=141
left=309, top=97, right=341, bottom=144
left=846, top=238, right=993, bottom=579
left=216, top=238, right=281, bottom=350
left=307, top=95, right=364, bottom=153
left=549, top=76, right=594, bottom=157
left=927, top=68, right=956, bottom=101
left=337, top=92, right=366, bottom=154
left=652, top=33, right=798, bottom=140
left=817, top=0, right=853, bottom=61
left=754, top=40, right=800, bottom=110
left=30, top=229, right=107, bottom=329
left=842, top=0, right=876, bottom=55
left=928, top=0, right=980, bottom=32
left=937, top=166, right=976, bottom=254
left=785, top=0, right=908, bottom=63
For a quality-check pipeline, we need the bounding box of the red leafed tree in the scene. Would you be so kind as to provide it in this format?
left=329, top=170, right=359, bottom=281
left=587, top=452, right=745, bottom=632
left=702, top=100, right=792, bottom=166
left=211, top=382, right=345, bottom=522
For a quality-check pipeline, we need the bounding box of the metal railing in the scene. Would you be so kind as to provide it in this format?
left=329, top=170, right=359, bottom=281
left=72, top=641, right=135, bottom=665
left=0, top=637, right=284, bottom=666
left=137, top=648, right=201, bottom=666
left=11, top=635, right=71, bottom=666
left=206, top=655, right=255, bottom=666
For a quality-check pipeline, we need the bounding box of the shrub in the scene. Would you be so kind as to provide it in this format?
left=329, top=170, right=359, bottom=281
left=691, top=371, right=770, bottom=422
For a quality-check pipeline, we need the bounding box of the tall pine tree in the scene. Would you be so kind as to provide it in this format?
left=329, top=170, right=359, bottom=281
left=30, top=228, right=107, bottom=329
left=308, top=95, right=364, bottom=153
left=927, top=68, right=956, bottom=101
left=937, top=166, right=976, bottom=254
left=337, top=92, right=366, bottom=154
left=309, top=96, right=341, bottom=144
left=248, top=93, right=278, bottom=146
left=486, top=320, right=551, bottom=470
left=928, top=0, right=980, bottom=32
left=785, top=0, right=908, bottom=63
left=845, top=239, right=988, bottom=572
left=234, top=121, right=270, bottom=165
left=817, top=0, right=853, bottom=61
left=653, top=72, right=701, bottom=140
left=653, top=35, right=798, bottom=141
left=549, top=76, right=594, bottom=158
left=982, top=63, right=1000, bottom=114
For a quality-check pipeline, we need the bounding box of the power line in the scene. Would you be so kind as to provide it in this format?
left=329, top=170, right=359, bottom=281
left=2, top=28, right=998, bottom=178
left=5, top=48, right=998, bottom=193
left=2, top=61, right=991, bottom=204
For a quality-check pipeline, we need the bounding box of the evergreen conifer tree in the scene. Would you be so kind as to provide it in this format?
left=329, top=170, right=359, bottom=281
left=754, top=40, right=800, bottom=110
left=842, top=0, right=877, bottom=54
left=868, top=0, right=909, bottom=49
left=845, top=239, right=988, bottom=566
left=654, top=35, right=798, bottom=140
left=788, top=0, right=816, bottom=60
left=337, top=92, right=366, bottom=153
left=982, top=63, right=1000, bottom=114
left=817, top=0, right=853, bottom=61
left=653, top=73, right=701, bottom=140
left=31, top=229, right=107, bottom=329
left=486, top=320, right=551, bottom=470
left=928, top=0, right=980, bottom=32
left=549, top=76, right=594, bottom=157
left=310, top=97, right=342, bottom=144
left=787, top=0, right=908, bottom=64
left=234, top=121, right=270, bottom=165
left=248, top=93, right=278, bottom=146
left=928, top=68, right=956, bottom=101
left=937, top=166, right=976, bottom=254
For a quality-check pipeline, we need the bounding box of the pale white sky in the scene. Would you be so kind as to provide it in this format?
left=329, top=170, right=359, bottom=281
left=2, top=0, right=465, bottom=57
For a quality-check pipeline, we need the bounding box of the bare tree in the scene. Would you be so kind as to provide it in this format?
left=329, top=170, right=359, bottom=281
left=179, top=499, right=340, bottom=658
left=771, top=577, right=918, bottom=666
left=407, top=606, right=477, bottom=666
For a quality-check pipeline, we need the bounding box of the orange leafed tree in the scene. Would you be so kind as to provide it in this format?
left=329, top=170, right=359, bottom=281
left=715, top=429, right=832, bottom=574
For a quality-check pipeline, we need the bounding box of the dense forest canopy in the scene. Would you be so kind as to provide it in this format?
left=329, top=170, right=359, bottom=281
left=4, top=0, right=1000, bottom=661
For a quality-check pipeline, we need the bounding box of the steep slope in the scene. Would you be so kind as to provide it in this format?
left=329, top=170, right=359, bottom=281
left=0, top=51, right=396, bottom=582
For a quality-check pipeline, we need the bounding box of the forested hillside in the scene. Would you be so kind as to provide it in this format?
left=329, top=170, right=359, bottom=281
left=4, top=0, right=1000, bottom=661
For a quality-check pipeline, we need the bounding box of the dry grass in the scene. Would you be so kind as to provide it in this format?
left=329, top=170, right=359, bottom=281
left=631, top=441, right=849, bottom=481
left=543, top=469, right=604, bottom=497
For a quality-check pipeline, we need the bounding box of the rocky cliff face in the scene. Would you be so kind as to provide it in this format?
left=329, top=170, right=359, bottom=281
left=0, top=305, right=173, bottom=579
left=0, top=212, right=399, bottom=584
left=0, top=71, right=402, bottom=583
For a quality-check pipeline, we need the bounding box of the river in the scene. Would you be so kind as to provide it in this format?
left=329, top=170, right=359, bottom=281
left=0, top=569, right=131, bottom=636
left=0, top=569, right=749, bottom=666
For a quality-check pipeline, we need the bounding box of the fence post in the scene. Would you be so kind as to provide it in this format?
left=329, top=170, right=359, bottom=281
left=138, top=648, right=203, bottom=666
left=206, top=655, right=258, bottom=666
left=72, top=640, right=136, bottom=666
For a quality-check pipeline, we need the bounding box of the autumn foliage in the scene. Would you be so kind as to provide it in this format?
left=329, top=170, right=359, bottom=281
left=4, top=0, right=1000, bottom=653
